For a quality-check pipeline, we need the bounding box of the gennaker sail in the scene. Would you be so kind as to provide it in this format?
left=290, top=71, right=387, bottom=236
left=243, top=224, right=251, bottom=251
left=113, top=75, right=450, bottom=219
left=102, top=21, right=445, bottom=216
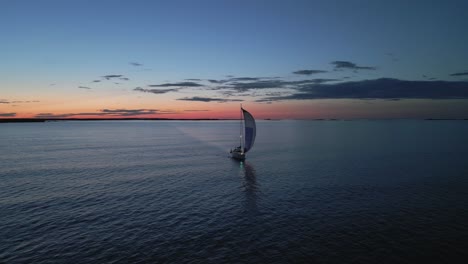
left=231, top=106, right=256, bottom=160
left=242, top=108, right=256, bottom=153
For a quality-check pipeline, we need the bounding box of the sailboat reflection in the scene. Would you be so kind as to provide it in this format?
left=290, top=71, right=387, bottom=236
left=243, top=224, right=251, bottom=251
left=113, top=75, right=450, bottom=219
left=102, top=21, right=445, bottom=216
left=239, top=161, right=260, bottom=213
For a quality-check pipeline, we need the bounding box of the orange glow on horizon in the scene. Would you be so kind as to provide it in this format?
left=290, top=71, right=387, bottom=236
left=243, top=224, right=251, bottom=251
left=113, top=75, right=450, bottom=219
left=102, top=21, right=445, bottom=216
left=3, top=98, right=468, bottom=120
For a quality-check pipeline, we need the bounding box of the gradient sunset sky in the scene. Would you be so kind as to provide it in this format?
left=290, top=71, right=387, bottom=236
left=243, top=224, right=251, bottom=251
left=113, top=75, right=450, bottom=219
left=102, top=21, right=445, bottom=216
left=1, top=0, right=468, bottom=119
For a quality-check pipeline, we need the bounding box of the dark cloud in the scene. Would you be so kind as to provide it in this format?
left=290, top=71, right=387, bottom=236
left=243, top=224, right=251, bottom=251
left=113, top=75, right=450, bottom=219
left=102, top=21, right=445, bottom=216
left=177, top=96, right=243, bottom=103
left=185, top=78, right=202, bottom=81
left=293, top=70, right=327, bottom=75
left=0, top=112, right=16, bottom=117
left=0, top=99, right=10, bottom=104
left=120, top=77, right=130, bottom=81
left=78, top=86, right=91, bottom=89
left=225, top=80, right=285, bottom=91
left=134, top=87, right=179, bottom=94
left=148, top=82, right=202, bottom=87
left=208, top=79, right=224, bottom=84
left=92, top=80, right=101, bottom=83
left=35, top=108, right=173, bottom=118
left=102, top=74, right=123, bottom=80
left=257, top=78, right=468, bottom=101
left=130, top=62, right=143, bottom=66
left=228, top=77, right=260, bottom=81
left=450, top=71, right=468, bottom=76
left=331, top=61, right=376, bottom=70
left=219, top=79, right=339, bottom=92
left=300, top=78, right=340, bottom=84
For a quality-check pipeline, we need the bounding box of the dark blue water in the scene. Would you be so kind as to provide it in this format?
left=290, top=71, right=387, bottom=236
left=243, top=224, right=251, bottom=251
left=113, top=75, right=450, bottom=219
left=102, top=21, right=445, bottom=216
left=1, top=120, right=468, bottom=263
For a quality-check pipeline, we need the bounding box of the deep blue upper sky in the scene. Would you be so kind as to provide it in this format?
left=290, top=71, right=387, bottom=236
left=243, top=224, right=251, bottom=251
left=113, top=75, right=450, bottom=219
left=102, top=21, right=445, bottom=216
left=2, top=0, right=467, bottom=82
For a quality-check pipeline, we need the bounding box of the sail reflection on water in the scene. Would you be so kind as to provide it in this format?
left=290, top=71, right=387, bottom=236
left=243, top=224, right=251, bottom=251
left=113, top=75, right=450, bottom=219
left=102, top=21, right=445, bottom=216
left=241, top=162, right=259, bottom=213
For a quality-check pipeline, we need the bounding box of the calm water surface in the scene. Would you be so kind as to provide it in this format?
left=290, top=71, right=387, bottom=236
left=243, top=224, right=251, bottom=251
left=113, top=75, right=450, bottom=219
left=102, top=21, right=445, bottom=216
left=1, top=120, right=468, bottom=263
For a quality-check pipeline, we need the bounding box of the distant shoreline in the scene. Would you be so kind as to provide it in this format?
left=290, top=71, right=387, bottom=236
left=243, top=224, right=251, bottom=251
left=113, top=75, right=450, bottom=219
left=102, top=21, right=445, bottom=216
left=1, top=118, right=468, bottom=123
left=0, top=118, right=230, bottom=123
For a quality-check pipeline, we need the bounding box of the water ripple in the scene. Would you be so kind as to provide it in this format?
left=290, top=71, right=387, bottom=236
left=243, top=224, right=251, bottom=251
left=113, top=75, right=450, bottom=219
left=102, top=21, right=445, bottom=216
left=1, top=121, right=468, bottom=263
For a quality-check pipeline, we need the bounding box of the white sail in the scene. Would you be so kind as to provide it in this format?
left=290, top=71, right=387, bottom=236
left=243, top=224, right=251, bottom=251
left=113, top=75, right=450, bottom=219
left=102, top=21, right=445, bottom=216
left=242, top=108, right=256, bottom=153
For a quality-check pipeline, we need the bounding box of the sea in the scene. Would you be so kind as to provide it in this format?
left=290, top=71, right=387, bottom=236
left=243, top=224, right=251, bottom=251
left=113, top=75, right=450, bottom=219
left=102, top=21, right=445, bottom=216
left=1, top=120, right=468, bottom=263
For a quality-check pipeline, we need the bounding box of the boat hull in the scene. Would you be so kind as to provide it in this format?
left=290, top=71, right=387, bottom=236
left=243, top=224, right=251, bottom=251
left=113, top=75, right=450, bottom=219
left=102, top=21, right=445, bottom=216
left=231, top=151, right=245, bottom=160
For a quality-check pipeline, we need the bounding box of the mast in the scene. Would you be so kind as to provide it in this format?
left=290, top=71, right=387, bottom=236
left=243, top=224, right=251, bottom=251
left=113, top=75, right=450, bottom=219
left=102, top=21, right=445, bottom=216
left=240, top=104, right=243, bottom=152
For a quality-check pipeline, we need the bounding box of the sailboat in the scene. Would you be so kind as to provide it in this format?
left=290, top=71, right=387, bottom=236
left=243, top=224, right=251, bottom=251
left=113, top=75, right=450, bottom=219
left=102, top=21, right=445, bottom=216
left=230, top=105, right=256, bottom=160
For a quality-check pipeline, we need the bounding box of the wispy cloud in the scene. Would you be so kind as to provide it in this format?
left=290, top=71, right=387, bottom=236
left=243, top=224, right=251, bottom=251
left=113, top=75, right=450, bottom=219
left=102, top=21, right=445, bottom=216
left=177, top=96, right=243, bottom=103
left=293, top=70, right=327, bottom=75
left=450, top=71, right=468, bottom=76
left=134, top=87, right=179, bottom=94
left=102, top=74, right=123, bottom=80
left=100, top=109, right=163, bottom=116
left=120, top=77, right=130, bottom=81
left=130, top=62, right=143, bottom=66
left=148, top=82, right=202, bottom=87
left=78, top=86, right=91, bottom=89
left=1, top=100, right=40, bottom=104
left=0, top=112, right=16, bottom=117
left=257, top=78, right=468, bottom=101
left=35, top=113, right=72, bottom=118
left=331, top=61, right=376, bottom=70
left=205, top=76, right=279, bottom=85
left=92, top=80, right=101, bottom=83
left=183, top=109, right=210, bottom=112
left=220, top=91, right=254, bottom=97
left=35, top=108, right=174, bottom=118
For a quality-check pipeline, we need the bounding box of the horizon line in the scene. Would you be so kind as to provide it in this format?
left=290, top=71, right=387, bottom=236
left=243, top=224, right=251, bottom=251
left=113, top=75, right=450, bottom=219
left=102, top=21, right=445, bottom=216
left=1, top=117, right=468, bottom=123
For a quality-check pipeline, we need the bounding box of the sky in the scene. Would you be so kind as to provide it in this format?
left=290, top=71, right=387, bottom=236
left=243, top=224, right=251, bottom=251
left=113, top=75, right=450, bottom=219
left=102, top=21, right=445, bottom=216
left=1, top=0, right=468, bottom=119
